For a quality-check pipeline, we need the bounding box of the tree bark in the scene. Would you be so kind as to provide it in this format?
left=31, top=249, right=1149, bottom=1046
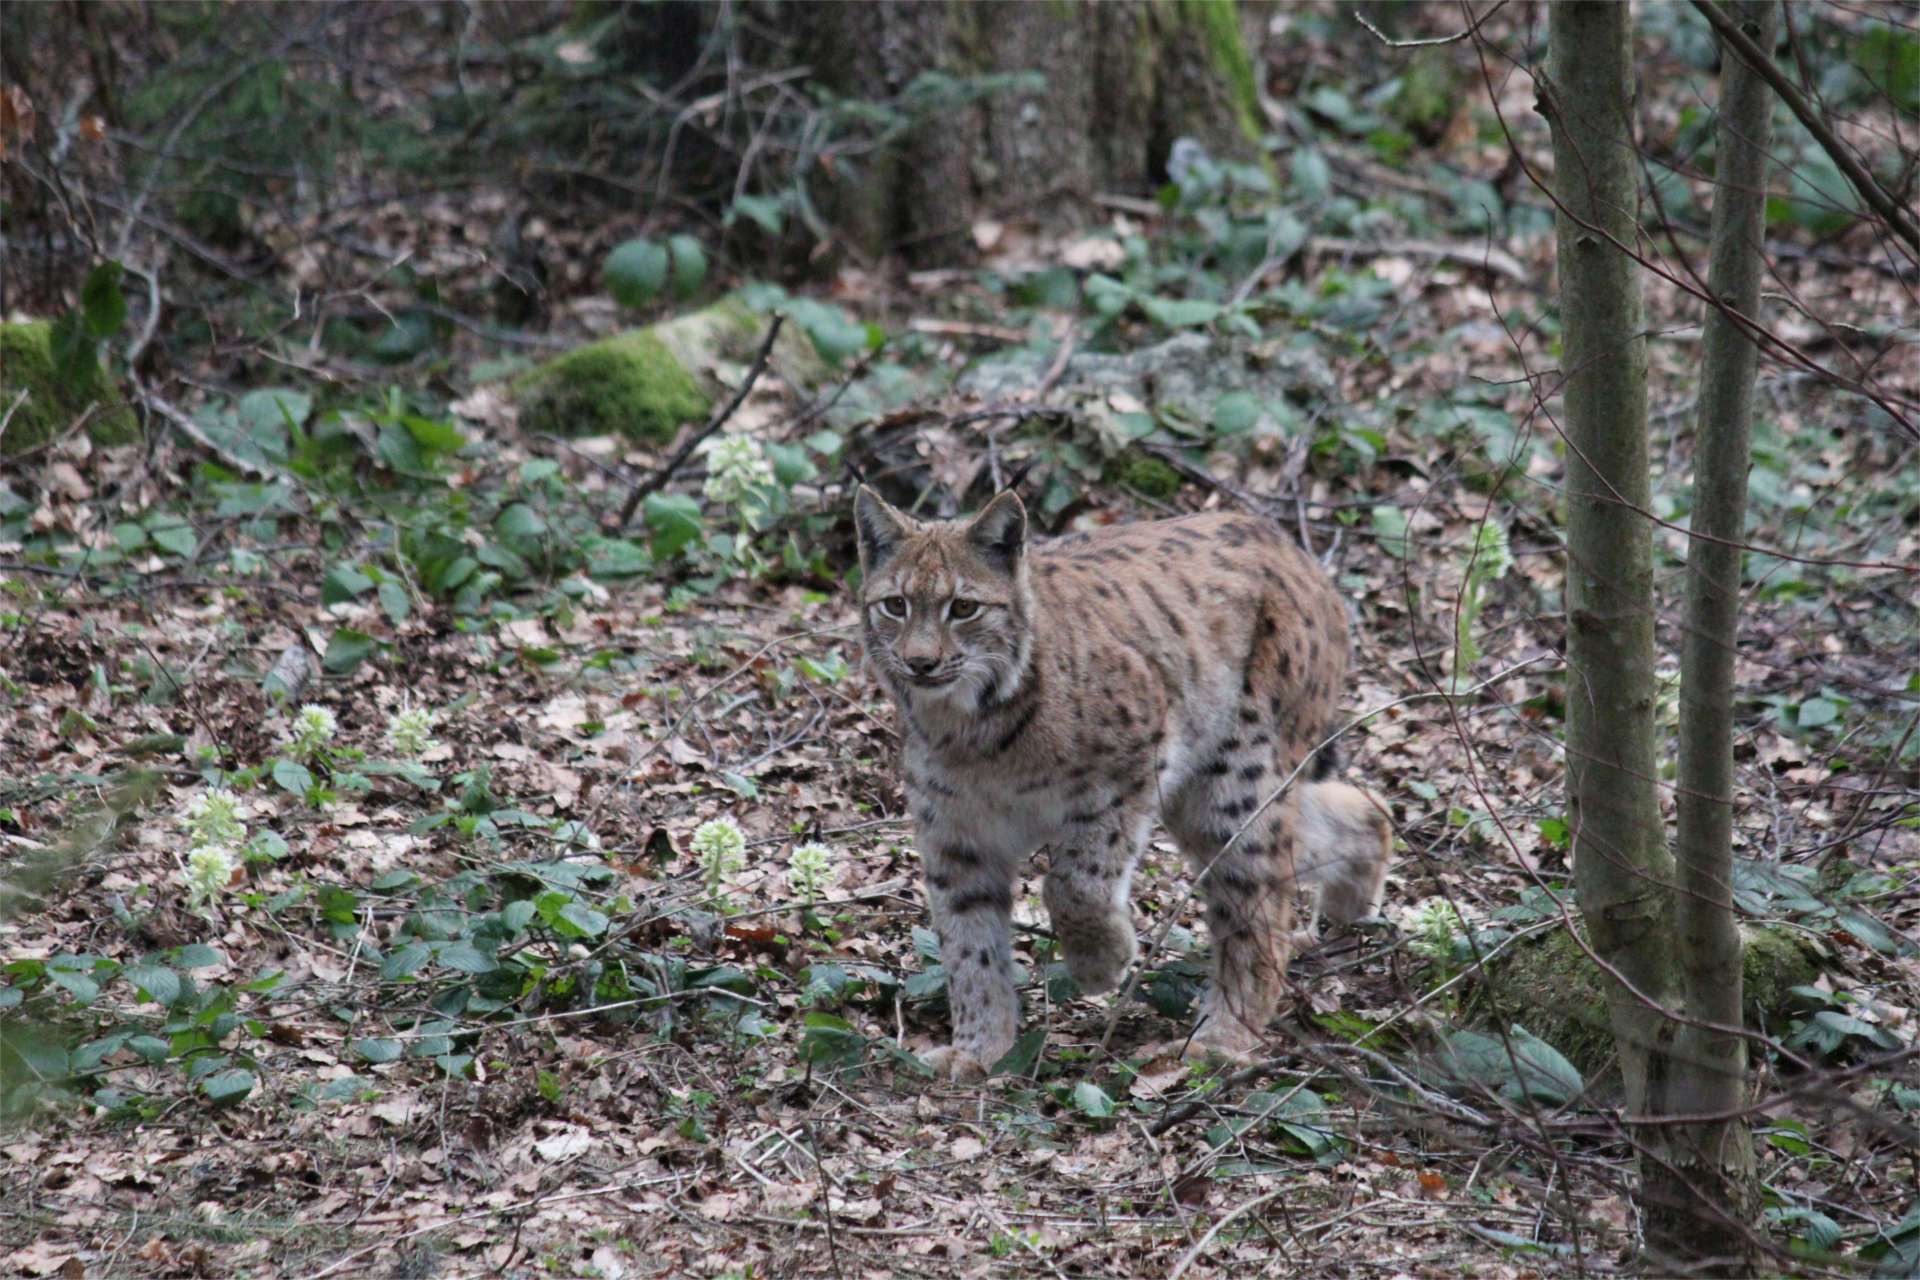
left=1543, top=0, right=1683, bottom=1245
left=1662, top=0, right=1777, bottom=1271
left=789, top=0, right=1264, bottom=265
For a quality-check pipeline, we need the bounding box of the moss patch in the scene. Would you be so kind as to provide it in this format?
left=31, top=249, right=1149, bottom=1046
left=1178, top=0, right=1260, bottom=142
left=0, top=322, right=140, bottom=458
left=514, top=330, right=712, bottom=442
left=1110, top=453, right=1182, bottom=499
left=513, top=297, right=824, bottom=443
left=1475, top=922, right=1821, bottom=1083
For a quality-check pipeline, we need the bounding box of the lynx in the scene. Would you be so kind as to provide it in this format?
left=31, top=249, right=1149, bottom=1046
left=855, top=488, right=1392, bottom=1081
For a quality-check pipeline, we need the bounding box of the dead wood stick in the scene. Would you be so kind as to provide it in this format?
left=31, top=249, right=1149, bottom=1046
left=134, top=380, right=284, bottom=480
left=614, top=310, right=786, bottom=530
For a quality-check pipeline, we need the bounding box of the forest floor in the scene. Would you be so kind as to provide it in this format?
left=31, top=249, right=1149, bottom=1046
left=4, top=6, right=1919, bottom=1278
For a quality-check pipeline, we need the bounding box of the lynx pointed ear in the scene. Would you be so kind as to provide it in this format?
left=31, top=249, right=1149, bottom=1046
left=965, top=490, right=1027, bottom=570
left=854, top=485, right=912, bottom=572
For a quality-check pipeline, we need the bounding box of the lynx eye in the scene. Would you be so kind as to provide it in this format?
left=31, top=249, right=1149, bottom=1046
left=947, top=598, right=982, bottom=621
left=874, top=595, right=909, bottom=620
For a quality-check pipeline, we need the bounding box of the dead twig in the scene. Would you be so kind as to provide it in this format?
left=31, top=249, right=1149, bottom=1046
left=614, top=311, right=786, bottom=530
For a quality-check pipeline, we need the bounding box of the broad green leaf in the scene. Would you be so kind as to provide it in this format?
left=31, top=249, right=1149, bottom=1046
left=323, top=563, right=375, bottom=603
left=377, top=581, right=411, bottom=626
left=1370, top=505, right=1410, bottom=559
left=323, top=627, right=378, bottom=674
left=1796, top=697, right=1839, bottom=729
left=80, top=260, right=128, bottom=339
left=123, top=964, right=182, bottom=1007
left=354, top=1037, right=403, bottom=1064
left=236, top=387, right=313, bottom=436
left=605, top=237, right=670, bottom=308
left=990, top=1026, right=1047, bottom=1078
left=1072, top=1080, right=1115, bottom=1118
left=800, top=1012, right=868, bottom=1069
left=272, top=759, right=315, bottom=795
left=433, top=940, right=499, bottom=971
left=668, top=234, right=708, bottom=298
left=727, top=194, right=785, bottom=235
left=201, top=1068, right=254, bottom=1105
left=148, top=521, right=198, bottom=559
left=1137, top=296, right=1221, bottom=328
left=1212, top=392, right=1262, bottom=435
left=643, top=493, right=704, bottom=558
left=173, top=944, right=223, bottom=969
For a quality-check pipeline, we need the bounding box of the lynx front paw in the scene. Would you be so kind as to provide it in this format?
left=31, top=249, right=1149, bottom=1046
left=1061, top=926, right=1136, bottom=996
left=919, top=1044, right=990, bottom=1083
left=1185, top=1014, right=1266, bottom=1066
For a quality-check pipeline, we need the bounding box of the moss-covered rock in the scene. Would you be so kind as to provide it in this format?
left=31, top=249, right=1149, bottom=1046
left=1474, top=922, right=1821, bottom=1085
left=513, top=297, right=823, bottom=442
left=0, top=322, right=140, bottom=458
left=514, top=330, right=710, bottom=442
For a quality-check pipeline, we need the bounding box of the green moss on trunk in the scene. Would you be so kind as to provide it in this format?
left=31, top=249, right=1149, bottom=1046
left=1475, top=922, right=1819, bottom=1083
left=0, top=322, right=140, bottom=458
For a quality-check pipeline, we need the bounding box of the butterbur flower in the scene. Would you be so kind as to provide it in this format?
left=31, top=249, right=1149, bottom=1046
left=288, top=703, right=338, bottom=761
left=787, top=841, right=835, bottom=903
left=386, top=705, right=439, bottom=759
left=184, top=844, right=238, bottom=910
left=183, top=788, right=246, bottom=850
left=1470, top=520, right=1513, bottom=581
left=700, top=434, right=774, bottom=506
left=691, top=817, right=747, bottom=893
left=1401, top=897, right=1466, bottom=963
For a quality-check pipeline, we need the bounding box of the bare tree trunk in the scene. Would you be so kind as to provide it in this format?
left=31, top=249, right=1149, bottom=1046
left=1661, top=0, right=1777, bottom=1270
left=789, top=0, right=1263, bottom=265
left=1543, top=0, right=1682, bottom=1240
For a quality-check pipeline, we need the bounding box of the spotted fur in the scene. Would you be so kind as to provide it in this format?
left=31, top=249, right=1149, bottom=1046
left=855, top=488, right=1392, bottom=1081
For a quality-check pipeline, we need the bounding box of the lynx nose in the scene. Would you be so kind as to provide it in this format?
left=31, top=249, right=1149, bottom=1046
left=905, top=656, right=941, bottom=677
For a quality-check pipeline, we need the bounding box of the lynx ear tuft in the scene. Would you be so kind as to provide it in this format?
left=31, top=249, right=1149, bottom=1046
left=965, top=490, right=1027, bottom=570
left=854, top=486, right=912, bottom=571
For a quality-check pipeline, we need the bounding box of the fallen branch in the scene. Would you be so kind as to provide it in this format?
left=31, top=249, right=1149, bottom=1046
left=614, top=311, right=786, bottom=530
left=134, top=378, right=284, bottom=480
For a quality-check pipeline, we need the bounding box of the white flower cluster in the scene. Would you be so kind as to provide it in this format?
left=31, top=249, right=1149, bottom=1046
left=183, top=788, right=245, bottom=849
left=184, top=844, right=238, bottom=911
left=692, top=818, right=747, bottom=889
left=287, top=703, right=338, bottom=762
left=180, top=787, right=247, bottom=911
left=1400, top=896, right=1467, bottom=963
left=787, top=841, right=835, bottom=903
left=385, top=705, right=440, bottom=759
left=700, top=433, right=774, bottom=506
left=1470, top=520, right=1513, bottom=581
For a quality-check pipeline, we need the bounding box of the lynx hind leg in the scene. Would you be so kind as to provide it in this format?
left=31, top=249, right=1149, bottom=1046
left=1166, top=784, right=1304, bottom=1064
left=1042, top=813, right=1148, bottom=996
left=1297, top=781, right=1392, bottom=932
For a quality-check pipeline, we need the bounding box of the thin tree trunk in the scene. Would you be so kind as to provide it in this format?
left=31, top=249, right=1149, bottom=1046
left=1661, top=0, right=1777, bottom=1270
left=1544, top=0, right=1681, bottom=1223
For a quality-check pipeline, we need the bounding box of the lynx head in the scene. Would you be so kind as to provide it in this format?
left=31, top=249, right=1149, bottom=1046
left=854, top=487, right=1033, bottom=710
